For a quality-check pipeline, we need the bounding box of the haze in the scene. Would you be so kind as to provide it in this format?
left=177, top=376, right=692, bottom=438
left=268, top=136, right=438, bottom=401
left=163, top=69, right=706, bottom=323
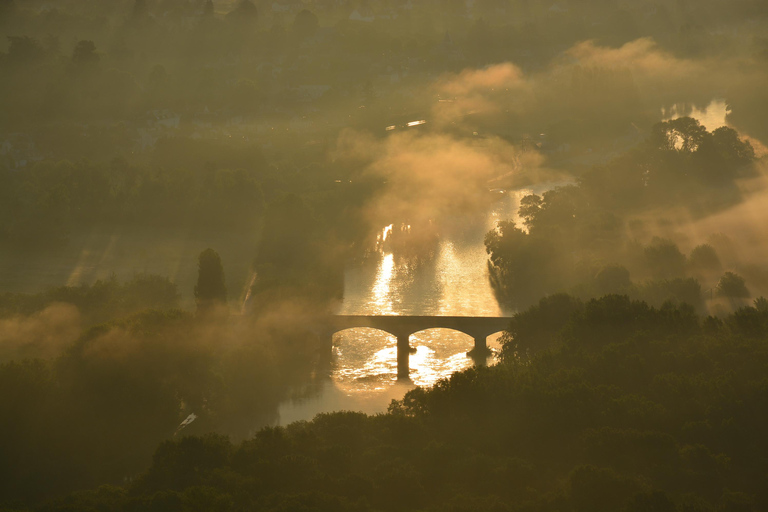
left=1, top=0, right=768, bottom=510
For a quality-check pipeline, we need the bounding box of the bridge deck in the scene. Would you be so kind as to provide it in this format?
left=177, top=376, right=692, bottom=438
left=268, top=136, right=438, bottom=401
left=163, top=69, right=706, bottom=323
left=330, top=315, right=512, bottom=334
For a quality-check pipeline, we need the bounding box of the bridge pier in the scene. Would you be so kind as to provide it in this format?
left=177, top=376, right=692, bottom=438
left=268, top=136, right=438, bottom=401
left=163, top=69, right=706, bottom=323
left=467, top=335, right=492, bottom=359
left=396, top=334, right=411, bottom=381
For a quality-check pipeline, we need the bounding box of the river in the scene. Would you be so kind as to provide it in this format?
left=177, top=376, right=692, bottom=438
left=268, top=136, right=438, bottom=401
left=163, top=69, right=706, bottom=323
left=277, top=184, right=554, bottom=423
left=277, top=100, right=732, bottom=424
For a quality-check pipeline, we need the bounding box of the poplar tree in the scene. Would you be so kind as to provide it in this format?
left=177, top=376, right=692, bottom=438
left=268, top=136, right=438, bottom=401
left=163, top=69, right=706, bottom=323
left=195, top=248, right=227, bottom=311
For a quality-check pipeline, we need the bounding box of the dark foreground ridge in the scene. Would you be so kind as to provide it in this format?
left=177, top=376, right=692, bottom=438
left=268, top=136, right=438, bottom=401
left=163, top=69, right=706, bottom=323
left=36, top=294, right=768, bottom=512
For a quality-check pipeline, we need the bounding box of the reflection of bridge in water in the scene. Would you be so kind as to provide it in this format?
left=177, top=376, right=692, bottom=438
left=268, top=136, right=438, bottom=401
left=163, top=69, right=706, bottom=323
left=325, top=315, right=513, bottom=380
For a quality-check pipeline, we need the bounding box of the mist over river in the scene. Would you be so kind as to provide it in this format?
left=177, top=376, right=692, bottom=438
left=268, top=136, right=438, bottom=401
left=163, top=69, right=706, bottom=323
left=277, top=100, right=734, bottom=424
left=277, top=183, right=557, bottom=423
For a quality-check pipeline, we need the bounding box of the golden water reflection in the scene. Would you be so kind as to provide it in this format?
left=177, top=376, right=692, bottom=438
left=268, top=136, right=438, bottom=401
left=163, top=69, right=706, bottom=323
left=371, top=253, right=395, bottom=314
left=333, top=329, right=503, bottom=391
left=330, top=190, right=529, bottom=394
left=278, top=184, right=557, bottom=423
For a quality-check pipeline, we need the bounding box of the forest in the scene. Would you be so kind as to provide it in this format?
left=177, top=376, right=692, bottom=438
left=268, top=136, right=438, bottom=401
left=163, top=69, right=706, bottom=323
left=15, top=294, right=768, bottom=512
left=2, top=0, right=768, bottom=510
left=485, top=118, right=761, bottom=312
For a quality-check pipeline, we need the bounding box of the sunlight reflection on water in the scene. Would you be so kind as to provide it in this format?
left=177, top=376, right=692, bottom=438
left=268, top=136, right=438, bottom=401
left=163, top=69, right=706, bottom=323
left=277, top=185, right=555, bottom=424
left=328, top=183, right=566, bottom=392
left=277, top=101, right=728, bottom=424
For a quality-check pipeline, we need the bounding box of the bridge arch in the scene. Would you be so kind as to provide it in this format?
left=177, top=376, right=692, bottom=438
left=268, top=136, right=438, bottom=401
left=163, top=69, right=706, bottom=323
left=330, top=326, right=400, bottom=340
left=487, top=330, right=507, bottom=341
left=410, top=326, right=477, bottom=341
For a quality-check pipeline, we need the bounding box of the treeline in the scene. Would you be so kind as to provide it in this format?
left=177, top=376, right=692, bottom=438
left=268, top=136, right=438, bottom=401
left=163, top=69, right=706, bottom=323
left=0, top=296, right=329, bottom=506
left=24, top=294, right=768, bottom=512
left=0, top=273, right=179, bottom=326
left=486, top=117, right=760, bottom=310
left=2, top=0, right=766, bottom=132
left=0, top=154, right=266, bottom=248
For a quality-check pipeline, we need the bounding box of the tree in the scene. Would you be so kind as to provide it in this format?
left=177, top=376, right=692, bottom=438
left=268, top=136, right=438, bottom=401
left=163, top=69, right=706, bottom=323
left=6, top=36, right=45, bottom=65
left=194, top=248, right=227, bottom=311
left=593, top=265, right=632, bottom=296
left=650, top=117, right=708, bottom=152
left=688, top=244, right=721, bottom=274
left=255, top=195, right=315, bottom=270
left=132, top=0, right=148, bottom=19
left=500, top=293, right=582, bottom=359
left=710, top=126, right=755, bottom=164
left=293, top=9, right=319, bottom=38
left=484, top=220, right=558, bottom=308
left=716, top=271, right=749, bottom=299
left=226, top=0, right=257, bottom=22
left=72, top=40, right=99, bottom=66
left=203, top=0, right=214, bottom=17
left=0, top=0, right=16, bottom=21
left=639, top=277, right=705, bottom=313
left=644, top=238, right=686, bottom=280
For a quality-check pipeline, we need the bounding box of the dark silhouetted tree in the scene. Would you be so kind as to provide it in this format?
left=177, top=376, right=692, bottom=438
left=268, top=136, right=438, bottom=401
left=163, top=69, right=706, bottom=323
left=625, top=491, right=676, bottom=512
left=688, top=243, right=721, bottom=274
left=293, top=9, right=319, bottom=38
left=639, top=277, right=705, bottom=313
left=644, top=237, right=686, bottom=279
left=650, top=116, right=708, bottom=152
left=132, top=0, right=148, bottom=19
left=226, top=0, right=257, bottom=22
left=148, top=64, right=167, bottom=88
left=72, top=40, right=99, bottom=65
left=594, top=265, right=632, bottom=296
left=256, top=195, right=315, bottom=270
left=195, top=248, right=227, bottom=311
left=0, top=0, right=16, bottom=20
left=203, top=0, right=214, bottom=17
left=710, top=126, right=755, bottom=164
left=6, top=36, right=45, bottom=65
left=716, top=271, right=749, bottom=299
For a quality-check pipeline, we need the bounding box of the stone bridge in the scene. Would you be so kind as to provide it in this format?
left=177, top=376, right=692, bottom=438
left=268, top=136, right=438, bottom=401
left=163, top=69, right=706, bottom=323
left=324, top=315, right=513, bottom=380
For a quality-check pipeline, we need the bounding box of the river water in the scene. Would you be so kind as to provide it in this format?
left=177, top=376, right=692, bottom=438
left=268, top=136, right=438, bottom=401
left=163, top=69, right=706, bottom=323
left=277, top=100, right=733, bottom=424
left=277, top=185, right=550, bottom=423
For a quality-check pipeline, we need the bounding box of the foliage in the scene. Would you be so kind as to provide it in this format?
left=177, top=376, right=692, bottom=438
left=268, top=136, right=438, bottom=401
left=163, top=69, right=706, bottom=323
left=716, top=272, right=750, bottom=298
left=0, top=157, right=266, bottom=249
left=195, top=248, right=227, bottom=311
left=644, top=238, right=687, bottom=280
left=0, top=273, right=179, bottom=326
left=0, top=306, right=325, bottom=506
left=688, top=244, right=722, bottom=276
left=638, top=277, right=705, bottom=313
left=249, top=194, right=344, bottom=312
left=294, top=9, right=319, bottom=38
left=498, top=293, right=582, bottom=360
left=28, top=295, right=768, bottom=512
left=485, top=120, right=757, bottom=309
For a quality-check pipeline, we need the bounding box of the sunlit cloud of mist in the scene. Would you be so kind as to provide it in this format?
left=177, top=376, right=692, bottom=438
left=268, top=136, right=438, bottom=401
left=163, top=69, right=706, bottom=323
left=432, top=62, right=532, bottom=126
left=335, top=128, right=544, bottom=231
left=564, top=38, right=702, bottom=82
